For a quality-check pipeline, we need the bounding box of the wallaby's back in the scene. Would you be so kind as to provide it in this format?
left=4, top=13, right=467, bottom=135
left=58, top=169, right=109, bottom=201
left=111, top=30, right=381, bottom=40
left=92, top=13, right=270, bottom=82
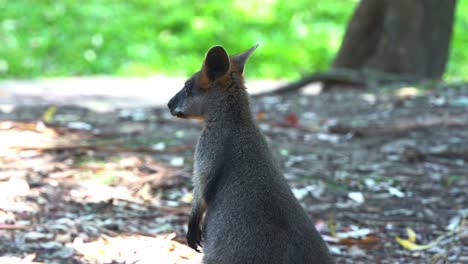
left=200, top=121, right=332, bottom=263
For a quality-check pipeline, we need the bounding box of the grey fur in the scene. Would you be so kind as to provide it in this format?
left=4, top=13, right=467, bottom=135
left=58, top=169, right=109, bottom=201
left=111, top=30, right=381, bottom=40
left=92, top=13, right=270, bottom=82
left=168, top=45, right=334, bottom=264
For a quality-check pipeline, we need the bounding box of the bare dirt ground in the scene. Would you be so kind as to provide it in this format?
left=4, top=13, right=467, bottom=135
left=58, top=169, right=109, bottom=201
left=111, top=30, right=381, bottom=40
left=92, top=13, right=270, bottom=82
left=0, top=79, right=467, bottom=263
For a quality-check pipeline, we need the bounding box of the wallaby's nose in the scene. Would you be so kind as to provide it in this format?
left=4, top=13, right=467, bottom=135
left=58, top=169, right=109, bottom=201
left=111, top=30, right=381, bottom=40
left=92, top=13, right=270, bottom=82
left=168, top=96, right=177, bottom=115
left=168, top=96, right=184, bottom=117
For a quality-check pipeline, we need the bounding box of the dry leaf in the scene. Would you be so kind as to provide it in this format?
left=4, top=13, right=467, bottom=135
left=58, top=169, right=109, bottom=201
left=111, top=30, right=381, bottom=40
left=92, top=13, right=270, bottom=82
left=395, top=228, right=434, bottom=251
left=340, top=235, right=379, bottom=246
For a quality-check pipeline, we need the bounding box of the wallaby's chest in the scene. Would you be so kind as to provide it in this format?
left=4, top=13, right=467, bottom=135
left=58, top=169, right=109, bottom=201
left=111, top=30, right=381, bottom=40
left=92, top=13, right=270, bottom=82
left=193, top=129, right=226, bottom=185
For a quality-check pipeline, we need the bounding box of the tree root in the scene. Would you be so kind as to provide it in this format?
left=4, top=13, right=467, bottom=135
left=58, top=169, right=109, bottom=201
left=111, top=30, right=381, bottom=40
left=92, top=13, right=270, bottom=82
left=254, top=68, right=422, bottom=97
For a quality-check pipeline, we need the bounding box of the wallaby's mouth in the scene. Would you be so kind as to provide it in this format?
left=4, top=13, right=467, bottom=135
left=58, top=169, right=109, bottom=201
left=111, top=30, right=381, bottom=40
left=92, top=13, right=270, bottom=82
left=169, top=107, right=187, bottom=118
left=175, top=112, right=186, bottom=119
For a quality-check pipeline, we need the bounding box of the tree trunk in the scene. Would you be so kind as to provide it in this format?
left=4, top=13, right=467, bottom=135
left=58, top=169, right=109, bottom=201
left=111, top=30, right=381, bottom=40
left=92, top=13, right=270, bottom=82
left=333, top=0, right=457, bottom=80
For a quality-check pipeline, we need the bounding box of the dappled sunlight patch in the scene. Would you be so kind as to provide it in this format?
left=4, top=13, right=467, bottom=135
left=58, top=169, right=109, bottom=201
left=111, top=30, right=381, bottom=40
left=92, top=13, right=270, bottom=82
left=0, top=120, right=95, bottom=161
left=70, top=182, right=133, bottom=203
left=0, top=177, right=39, bottom=215
left=394, top=86, right=422, bottom=98
left=72, top=233, right=201, bottom=264
left=300, top=82, right=323, bottom=95
left=0, top=121, right=58, bottom=154
left=0, top=254, right=40, bottom=264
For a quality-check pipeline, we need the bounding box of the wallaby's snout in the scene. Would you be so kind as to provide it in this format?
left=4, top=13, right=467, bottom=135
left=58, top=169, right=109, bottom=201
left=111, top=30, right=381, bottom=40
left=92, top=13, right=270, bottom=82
left=168, top=73, right=207, bottom=120
left=167, top=89, right=186, bottom=118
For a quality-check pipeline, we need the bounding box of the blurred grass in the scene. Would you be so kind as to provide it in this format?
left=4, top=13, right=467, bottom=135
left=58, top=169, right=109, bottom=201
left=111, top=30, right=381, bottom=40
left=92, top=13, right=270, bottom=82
left=0, top=0, right=466, bottom=80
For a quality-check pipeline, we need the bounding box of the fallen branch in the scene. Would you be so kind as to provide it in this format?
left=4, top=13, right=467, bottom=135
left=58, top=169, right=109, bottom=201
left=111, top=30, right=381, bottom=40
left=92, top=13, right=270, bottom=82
left=10, top=144, right=194, bottom=154
left=112, top=198, right=190, bottom=216
left=429, top=150, right=468, bottom=161
left=328, top=114, right=468, bottom=138
left=402, top=148, right=468, bottom=162
left=129, top=170, right=190, bottom=190
left=0, top=224, right=31, bottom=230
left=254, top=68, right=421, bottom=97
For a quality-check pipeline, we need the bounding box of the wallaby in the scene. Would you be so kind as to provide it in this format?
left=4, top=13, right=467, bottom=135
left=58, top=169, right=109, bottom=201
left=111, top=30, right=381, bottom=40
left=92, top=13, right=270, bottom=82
left=168, top=45, right=334, bottom=264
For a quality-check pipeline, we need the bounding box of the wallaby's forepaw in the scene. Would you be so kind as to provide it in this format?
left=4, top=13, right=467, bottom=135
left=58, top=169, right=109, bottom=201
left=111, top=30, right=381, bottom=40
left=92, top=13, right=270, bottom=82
left=187, top=221, right=203, bottom=252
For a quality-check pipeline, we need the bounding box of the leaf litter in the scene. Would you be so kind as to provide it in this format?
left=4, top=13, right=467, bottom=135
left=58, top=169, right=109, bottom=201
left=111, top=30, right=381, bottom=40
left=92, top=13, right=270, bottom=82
left=1, top=83, right=468, bottom=263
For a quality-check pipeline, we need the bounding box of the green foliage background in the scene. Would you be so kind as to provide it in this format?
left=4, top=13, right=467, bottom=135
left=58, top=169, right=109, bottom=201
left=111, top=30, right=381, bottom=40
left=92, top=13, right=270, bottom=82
left=1, top=0, right=467, bottom=80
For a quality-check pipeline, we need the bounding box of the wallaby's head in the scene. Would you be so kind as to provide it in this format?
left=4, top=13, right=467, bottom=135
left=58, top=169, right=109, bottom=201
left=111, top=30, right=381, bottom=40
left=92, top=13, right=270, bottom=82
left=168, top=45, right=258, bottom=120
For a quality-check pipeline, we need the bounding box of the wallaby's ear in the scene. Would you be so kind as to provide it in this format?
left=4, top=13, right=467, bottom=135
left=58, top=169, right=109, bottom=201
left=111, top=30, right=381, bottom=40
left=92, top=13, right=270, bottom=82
left=231, top=44, right=259, bottom=74
left=203, top=46, right=230, bottom=81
